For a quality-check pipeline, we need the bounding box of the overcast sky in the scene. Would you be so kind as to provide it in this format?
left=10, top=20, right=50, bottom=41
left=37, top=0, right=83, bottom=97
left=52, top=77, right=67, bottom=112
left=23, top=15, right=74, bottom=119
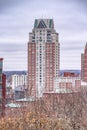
left=0, top=0, right=87, bottom=71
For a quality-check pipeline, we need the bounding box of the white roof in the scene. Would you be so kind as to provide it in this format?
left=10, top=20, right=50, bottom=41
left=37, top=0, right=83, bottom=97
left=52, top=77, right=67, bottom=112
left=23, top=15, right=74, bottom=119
left=81, top=81, right=87, bottom=86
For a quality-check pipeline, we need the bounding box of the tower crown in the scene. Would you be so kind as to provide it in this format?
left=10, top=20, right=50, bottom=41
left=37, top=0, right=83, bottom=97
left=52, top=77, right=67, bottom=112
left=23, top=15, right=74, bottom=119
left=34, top=19, right=54, bottom=29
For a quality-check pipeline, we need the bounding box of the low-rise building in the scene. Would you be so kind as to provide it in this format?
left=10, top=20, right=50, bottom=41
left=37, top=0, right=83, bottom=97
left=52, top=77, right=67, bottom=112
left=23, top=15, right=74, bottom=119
left=11, top=74, right=27, bottom=90
left=14, top=85, right=25, bottom=100
left=54, top=76, right=81, bottom=92
left=63, top=72, right=79, bottom=77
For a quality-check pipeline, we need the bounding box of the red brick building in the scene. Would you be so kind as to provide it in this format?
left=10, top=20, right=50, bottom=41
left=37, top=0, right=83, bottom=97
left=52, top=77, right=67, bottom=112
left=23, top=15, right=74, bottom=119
left=45, top=43, right=55, bottom=92
left=63, top=72, right=78, bottom=77
left=81, top=43, right=87, bottom=82
left=54, top=77, right=81, bottom=92
left=28, top=43, right=36, bottom=97
left=2, top=74, right=6, bottom=116
left=28, top=19, right=60, bottom=97
left=0, top=58, right=6, bottom=116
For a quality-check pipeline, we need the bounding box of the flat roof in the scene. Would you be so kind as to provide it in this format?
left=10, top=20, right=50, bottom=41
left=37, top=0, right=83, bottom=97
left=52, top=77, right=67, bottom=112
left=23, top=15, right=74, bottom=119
left=5, top=103, right=21, bottom=108
left=16, top=97, right=35, bottom=102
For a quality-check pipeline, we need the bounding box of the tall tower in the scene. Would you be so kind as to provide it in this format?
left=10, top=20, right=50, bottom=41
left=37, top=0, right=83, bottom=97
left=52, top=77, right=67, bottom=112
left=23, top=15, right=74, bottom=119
left=0, top=58, right=3, bottom=115
left=28, top=19, right=60, bottom=97
left=81, top=43, right=87, bottom=82
left=0, top=58, right=6, bottom=116
left=81, top=53, right=84, bottom=81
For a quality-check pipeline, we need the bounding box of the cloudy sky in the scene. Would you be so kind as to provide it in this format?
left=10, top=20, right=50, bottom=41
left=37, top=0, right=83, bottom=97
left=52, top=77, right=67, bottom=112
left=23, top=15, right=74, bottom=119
left=0, top=0, right=87, bottom=71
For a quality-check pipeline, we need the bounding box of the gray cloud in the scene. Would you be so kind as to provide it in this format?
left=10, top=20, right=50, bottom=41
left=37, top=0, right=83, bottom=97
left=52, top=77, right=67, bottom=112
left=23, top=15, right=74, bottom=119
left=0, top=0, right=26, bottom=13
left=0, top=0, right=87, bottom=70
left=75, top=0, right=87, bottom=10
left=0, top=43, right=26, bottom=52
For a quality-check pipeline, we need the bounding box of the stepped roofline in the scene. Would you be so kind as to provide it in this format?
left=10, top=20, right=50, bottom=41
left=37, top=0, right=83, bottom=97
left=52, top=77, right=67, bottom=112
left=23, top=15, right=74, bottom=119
left=34, top=19, right=54, bottom=29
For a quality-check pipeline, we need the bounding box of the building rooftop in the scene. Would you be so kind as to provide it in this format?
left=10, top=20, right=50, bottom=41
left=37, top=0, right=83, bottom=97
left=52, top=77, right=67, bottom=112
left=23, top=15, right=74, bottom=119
left=81, top=81, right=87, bottom=86
left=34, top=19, right=54, bottom=29
left=55, top=88, right=73, bottom=93
left=16, top=97, right=35, bottom=102
left=5, top=103, right=21, bottom=108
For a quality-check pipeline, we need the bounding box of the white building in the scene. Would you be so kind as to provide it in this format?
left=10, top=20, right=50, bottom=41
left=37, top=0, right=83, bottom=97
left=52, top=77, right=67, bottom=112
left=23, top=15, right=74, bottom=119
left=11, top=74, right=27, bottom=90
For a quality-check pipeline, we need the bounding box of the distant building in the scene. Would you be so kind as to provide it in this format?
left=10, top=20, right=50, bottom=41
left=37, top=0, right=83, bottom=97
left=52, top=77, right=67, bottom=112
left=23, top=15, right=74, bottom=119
left=14, top=85, right=25, bottom=100
left=11, top=74, right=27, bottom=90
left=28, top=19, right=60, bottom=97
left=0, top=58, right=6, bottom=116
left=63, top=72, right=79, bottom=77
left=54, top=76, right=81, bottom=92
left=81, top=43, right=87, bottom=82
